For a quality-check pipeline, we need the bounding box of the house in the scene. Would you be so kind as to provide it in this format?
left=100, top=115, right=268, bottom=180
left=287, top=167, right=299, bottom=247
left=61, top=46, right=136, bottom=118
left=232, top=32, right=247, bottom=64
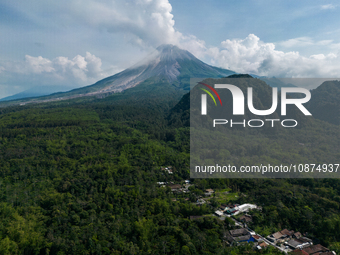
left=239, top=215, right=252, bottom=223
left=301, top=244, right=330, bottom=254
left=226, top=208, right=239, bottom=215
left=184, top=180, right=191, bottom=184
left=259, top=242, right=268, bottom=247
left=232, top=234, right=253, bottom=243
left=252, top=235, right=263, bottom=242
left=291, top=250, right=309, bottom=255
left=281, top=229, right=294, bottom=237
left=293, top=232, right=302, bottom=239
left=220, top=204, right=228, bottom=211
left=302, top=244, right=332, bottom=254
left=237, top=204, right=257, bottom=213
left=205, top=189, right=214, bottom=196
left=215, top=210, right=224, bottom=217
left=168, top=184, right=182, bottom=192
left=257, top=242, right=269, bottom=250
left=298, top=237, right=312, bottom=243
left=161, top=166, right=173, bottom=174
left=267, top=231, right=284, bottom=242
left=230, top=228, right=249, bottom=237
left=286, top=239, right=310, bottom=250
left=286, top=237, right=312, bottom=250
left=182, top=187, right=190, bottom=193
left=225, top=228, right=254, bottom=244
left=196, top=198, right=206, bottom=205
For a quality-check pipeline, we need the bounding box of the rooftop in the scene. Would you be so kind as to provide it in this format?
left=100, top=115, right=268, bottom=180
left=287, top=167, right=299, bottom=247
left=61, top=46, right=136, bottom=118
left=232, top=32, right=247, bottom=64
left=259, top=242, right=268, bottom=247
left=294, top=232, right=302, bottom=238
left=281, top=229, right=294, bottom=236
left=239, top=215, right=252, bottom=222
left=168, top=184, right=182, bottom=189
left=252, top=235, right=261, bottom=240
left=291, top=250, right=309, bottom=255
left=287, top=239, right=304, bottom=248
left=234, top=234, right=252, bottom=242
left=302, top=244, right=329, bottom=254
left=230, top=228, right=249, bottom=237
left=297, top=237, right=312, bottom=243
left=272, top=231, right=284, bottom=239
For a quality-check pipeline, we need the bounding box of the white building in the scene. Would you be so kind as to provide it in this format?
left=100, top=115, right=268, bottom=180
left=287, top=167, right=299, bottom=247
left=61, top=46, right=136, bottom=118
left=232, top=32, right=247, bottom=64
left=237, top=204, right=257, bottom=213
left=215, top=210, right=224, bottom=217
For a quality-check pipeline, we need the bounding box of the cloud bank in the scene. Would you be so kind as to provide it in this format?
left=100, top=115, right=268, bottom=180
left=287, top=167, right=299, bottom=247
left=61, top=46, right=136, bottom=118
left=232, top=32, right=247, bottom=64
left=203, top=34, right=340, bottom=77
left=0, top=52, right=120, bottom=91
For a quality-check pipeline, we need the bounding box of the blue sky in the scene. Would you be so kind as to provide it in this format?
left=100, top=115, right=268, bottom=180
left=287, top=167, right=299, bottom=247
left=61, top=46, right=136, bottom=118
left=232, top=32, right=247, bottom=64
left=171, top=0, right=340, bottom=52
left=1, top=0, right=340, bottom=98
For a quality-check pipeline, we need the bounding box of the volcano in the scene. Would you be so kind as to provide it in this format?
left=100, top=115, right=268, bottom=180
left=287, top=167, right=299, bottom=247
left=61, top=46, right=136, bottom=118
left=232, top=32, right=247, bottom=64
left=1, top=45, right=235, bottom=105
left=61, top=44, right=235, bottom=95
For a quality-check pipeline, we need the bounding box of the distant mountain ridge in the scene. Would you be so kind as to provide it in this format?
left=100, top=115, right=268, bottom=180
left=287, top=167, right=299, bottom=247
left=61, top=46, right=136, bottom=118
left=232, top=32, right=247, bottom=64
left=0, top=85, right=73, bottom=102
left=306, top=80, right=340, bottom=125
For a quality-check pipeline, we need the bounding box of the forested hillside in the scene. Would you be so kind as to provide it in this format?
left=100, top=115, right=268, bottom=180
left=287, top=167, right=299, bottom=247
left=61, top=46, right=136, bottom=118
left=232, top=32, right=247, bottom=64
left=306, top=80, right=340, bottom=125
left=0, top=80, right=340, bottom=254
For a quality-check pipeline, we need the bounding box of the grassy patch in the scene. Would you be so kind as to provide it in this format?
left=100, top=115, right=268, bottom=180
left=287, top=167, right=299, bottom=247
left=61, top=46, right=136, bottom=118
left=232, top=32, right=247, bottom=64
left=207, top=189, right=239, bottom=204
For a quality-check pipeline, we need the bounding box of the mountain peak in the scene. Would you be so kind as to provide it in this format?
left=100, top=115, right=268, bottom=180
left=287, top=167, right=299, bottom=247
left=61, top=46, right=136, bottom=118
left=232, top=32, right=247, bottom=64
left=156, top=44, right=180, bottom=52
left=154, top=44, right=196, bottom=62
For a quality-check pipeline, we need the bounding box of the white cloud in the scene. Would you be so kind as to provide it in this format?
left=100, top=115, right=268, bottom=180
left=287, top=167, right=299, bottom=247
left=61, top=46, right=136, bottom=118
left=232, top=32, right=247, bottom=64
left=280, top=37, right=314, bottom=48
left=85, top=52, right=104, bottom=78
left=2, top=0, right=184, bottom=50
left=64, top=0, right=182, bottom=48
left=25, top=55, right=55, bottom=73
left=0, top=52, right=115, bottom=88
left=57, top=0, right=208, bottom=52
left=203, top=34, right=340, bottom=77
left=317, top=40, right=334, bottom=45
left=321, top=4, right=336, bottom=10
left=280, top=37, right=333, bottom=48
left=179, top=35, right=207, bottom=59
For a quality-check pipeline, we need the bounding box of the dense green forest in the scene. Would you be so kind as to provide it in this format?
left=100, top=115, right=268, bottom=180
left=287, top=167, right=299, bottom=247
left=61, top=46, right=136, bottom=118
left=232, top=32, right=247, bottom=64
left=0, top=79, right=339, bottom=254
left=305, top=80, right=340, bottom=125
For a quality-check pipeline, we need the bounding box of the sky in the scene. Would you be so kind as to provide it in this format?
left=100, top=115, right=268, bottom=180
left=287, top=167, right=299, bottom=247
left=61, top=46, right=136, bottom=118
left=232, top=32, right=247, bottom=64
left=1, top=0, right=340, bottom=98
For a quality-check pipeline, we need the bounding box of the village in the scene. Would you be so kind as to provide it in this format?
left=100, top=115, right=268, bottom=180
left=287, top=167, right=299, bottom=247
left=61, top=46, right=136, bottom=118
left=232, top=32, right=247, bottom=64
left=159, top=166, right=337, bottom=255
